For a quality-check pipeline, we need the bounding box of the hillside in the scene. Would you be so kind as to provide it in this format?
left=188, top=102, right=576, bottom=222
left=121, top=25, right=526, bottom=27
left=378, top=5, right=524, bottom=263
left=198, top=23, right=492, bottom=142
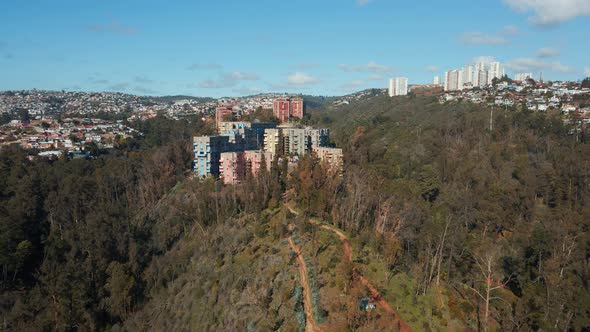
left=1, top=94, right=589, bottom=331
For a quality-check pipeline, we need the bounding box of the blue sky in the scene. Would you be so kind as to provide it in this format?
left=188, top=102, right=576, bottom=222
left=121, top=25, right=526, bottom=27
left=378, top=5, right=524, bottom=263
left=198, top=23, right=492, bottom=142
left=1, top=0, right=589, bottom=97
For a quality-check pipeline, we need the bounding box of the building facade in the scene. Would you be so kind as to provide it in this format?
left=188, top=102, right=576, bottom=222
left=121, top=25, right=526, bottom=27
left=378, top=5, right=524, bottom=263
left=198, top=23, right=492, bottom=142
left=215, top=106, right=233, bottom=126
left=313, top=147, right=344, bottom=174
left=283, top=128, right=308, bottom=156
left=273, top=97, right=304, bottom=123
left=388, top=77, right=408, bottom=97
left=264, top=128, right=282, bottom=154
left=433, top=76, right=441, bottom=85
left=488, top=62, right=504, bottom=84
left=193, top=135, right=231, bottom=178
left=515, top=73, right=533, bottom=81
left=444, top=70, right=463, bottom=91
left=219, top=152, right=246, bottom=185
left=305, top=128, right=330, bottom=150
left=244, top=150, right=274, bottom=176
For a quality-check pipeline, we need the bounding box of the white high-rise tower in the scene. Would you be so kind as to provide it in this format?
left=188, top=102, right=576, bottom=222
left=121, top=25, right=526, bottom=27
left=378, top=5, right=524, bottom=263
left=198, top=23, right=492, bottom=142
left=388, top=77, right=408, bottom=96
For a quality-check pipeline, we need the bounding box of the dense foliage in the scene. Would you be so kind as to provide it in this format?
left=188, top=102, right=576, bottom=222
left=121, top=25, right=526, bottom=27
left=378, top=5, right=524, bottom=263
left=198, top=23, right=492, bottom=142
left=301, top=94, right=590, bottom=330
left=2, top=94, right=590, bottom=330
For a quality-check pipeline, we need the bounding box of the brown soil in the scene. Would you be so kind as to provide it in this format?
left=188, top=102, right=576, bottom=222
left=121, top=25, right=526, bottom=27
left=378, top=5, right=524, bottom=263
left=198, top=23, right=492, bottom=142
left=288, top=234, right=323, bottom=332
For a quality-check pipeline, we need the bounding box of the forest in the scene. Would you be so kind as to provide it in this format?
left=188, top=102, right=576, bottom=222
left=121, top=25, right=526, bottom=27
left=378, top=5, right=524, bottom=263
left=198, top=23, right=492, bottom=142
left=1, top=94, right=589, bottom=331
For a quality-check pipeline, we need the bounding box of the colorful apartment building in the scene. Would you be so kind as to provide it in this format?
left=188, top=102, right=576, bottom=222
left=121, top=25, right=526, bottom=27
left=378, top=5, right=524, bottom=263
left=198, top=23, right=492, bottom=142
left=193, top=135, right=231, bottom=178
left=219, top=152, right=246, bottom=185
left=273, top=97, right=304, bottom=123
left=218, top=121, right=276, bottom=149
left=219, top=150, right=274, bottom=184
left=194, top=120, right=338, bottom=180
left=215, top=106, right=234, bottom=126
left=244, top=150, right=274, bottom=176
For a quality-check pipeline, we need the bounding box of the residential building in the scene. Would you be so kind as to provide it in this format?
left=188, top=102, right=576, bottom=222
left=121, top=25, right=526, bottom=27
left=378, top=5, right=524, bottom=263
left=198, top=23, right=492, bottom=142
left=273, top=97, right=304, bottom=123
left=193, top=135, right=231, bottom=178
left=218, top=121, right=276, bottom=149
left=515, top=73, right=533, bottom=81
left=488, top=62, right=504, bottom=84
left=283, top=128, right=308, bottom=156
left=478, top=70, right=489, bottom=88
left=273, top=98, right=290, bottom=122
left=215, top=106, right=233, bottom=126
left=388, top=77, right=408, bottom=96
left=313, top=147, right=344, bottom=174
left=244, top=150, right=274, bottom=176
left=219, top=152, right=246, bottom=185
left=444, top=70, right=463, bottom=91
left=462, top=65, right=474, bottom=88
left=264, top=128, right=282, bottom=154
left=305, top=128, right=330, bottom=150
left=433, top=76, right=441, bottom=85
left=290, top=97, right=304, bottom=119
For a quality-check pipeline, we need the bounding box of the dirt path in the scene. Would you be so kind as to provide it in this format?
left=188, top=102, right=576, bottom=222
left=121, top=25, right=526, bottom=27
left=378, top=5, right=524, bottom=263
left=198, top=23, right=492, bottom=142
left=288, top=233, right=322, bottom=332
left=313, top=221, right=411, bottom=332
left=286, top=205, right=411, bottom=331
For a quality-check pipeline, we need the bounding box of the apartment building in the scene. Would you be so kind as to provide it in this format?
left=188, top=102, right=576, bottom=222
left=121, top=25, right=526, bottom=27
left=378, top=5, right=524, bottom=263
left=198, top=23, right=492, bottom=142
left=515, top=73, right=533, bottom=81
left=305, top=128, right=330, bottom=150
left=273, top=97, right=304, bottom=123
left=218, top=121, right=276, bottom=149
left=244, top=150, right=274, bottom=176
left=388, top=77, right=408, bottom=96
left=313, top=147, right=344, bottom=174
left=219, top=152, right=246, bottom=185
left=219, top=150, right=274, bottom=184
left=264, top=128, right=282, bottom=154
left=215, top=106, right=233, bottom=126
left=282, top=128, right=308, bottom=156
left=193, top=135, right=231, bottom=178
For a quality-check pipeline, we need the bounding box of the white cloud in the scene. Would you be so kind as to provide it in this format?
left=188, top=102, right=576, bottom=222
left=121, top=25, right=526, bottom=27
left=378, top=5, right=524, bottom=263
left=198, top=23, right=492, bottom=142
left=502, top=25, right=520, bottom=35
left=460, top=32, right=507, bottom=45
left=287, top=72, right=319, bottom=85
left=224, top=71, right=259, bottom=81
left=368, top=74, right=385, bottom=80
left=338, top=61, right=392, bottom=73
left=290, top=63, right=319, bottom=70
left=584, top=66, right=590, bottom=77
left=425, top=65, right=438, bottom=73
left=199, top=80, right=225, bottom=89
left=357, top=0, right=371, bottom=6
left=505, top=57, right=574, bottom=73
left=472, top=56, right=498, bottom=65
left=199, top=71, right=260, bottom=89
left=134, top=76, right=153, bottom=84
left=342, top=80, right=366, bottom=89
left=187, top=63, right=222, bottom=70
left=504, top=0, right=590, bottom=25
left=233, top=86, right=263, bottom=95
left=536, top=47, right=560, bottom=58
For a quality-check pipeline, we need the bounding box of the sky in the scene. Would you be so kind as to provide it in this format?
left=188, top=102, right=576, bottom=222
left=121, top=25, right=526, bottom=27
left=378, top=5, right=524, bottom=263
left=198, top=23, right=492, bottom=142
left=1, top=0, right=589, bottom=97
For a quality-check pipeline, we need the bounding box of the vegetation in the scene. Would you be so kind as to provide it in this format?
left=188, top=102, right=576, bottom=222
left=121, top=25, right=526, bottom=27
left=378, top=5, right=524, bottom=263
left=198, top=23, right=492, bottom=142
left=302, top=94, right=590, bottom=330
left=2, top=93, right=590, bottom=330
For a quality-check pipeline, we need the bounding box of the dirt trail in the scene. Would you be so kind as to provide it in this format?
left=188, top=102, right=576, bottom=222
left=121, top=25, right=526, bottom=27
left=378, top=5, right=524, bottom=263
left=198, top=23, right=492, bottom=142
left=314, top=221, right=411, bottom=332
left=287, top=205, right=411, bottom=331
left=288, top=233, right=322, bottom=332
